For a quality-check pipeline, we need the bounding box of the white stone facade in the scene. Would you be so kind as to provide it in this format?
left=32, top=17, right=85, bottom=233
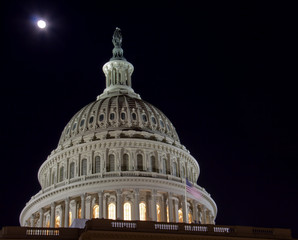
left=19, top=31, right=217, bottom=227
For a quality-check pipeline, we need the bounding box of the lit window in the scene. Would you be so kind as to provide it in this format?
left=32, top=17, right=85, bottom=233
left=166, top=206, right=169, bottom=222
left=78, top=208, right=81, bottom=219
left=124, top=202, right=132, bottom=220
left=188, top=212, right=193, bottom=224
left=139, top=202, right=146, bottom=221
left=156, top=204, right=161, bottom=222
left=93, top=205, right=99, bottom=218
left=55, top=216, right=60, bottom=228
left=108, top=203, right=116, bottom=220
left=178, top=209, right=183, bottom=222
left=69, top=212, right=72, bottom=227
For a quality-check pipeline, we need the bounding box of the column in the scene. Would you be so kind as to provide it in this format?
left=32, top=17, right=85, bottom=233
left=81, top=194, right=86, bottom=219
left=64, top=198, right=69, bottom=227
left=38, top=209, right=44, bottom=227
left=50, top=203, right=55, bottom=228
left=193, top=201, right=198, bottom=223
left=134, top=189, right=140, bottom=220
left=182, top=196, right=188, bottom=223
left=116, top=189, right=122, bottom=219
left=168, top=193, right=174, bottom=222
left=98, top=191, right=103, bottom=219
left=151, top=190, right=157, bottom=222
left=201, top=206, right=207, bottom=224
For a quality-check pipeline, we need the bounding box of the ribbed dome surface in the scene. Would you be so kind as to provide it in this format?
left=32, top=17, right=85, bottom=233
left=58, top=95, right=180, bottom=146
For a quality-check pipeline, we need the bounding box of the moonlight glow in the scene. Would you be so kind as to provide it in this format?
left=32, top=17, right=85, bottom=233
left=37, top=20, right=46, bottom=29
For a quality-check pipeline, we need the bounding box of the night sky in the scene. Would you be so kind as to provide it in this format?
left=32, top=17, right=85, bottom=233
left=1, top=0, right=297, bottom=237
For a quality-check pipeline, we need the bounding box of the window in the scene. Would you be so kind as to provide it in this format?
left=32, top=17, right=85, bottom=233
left=93, top=205, right=99, bottom=218
left=132, top=112, right=137, bottom=121
left=99, top=114, right=104, bottom=122
left=178, top=209, right=183, bottom=222
left=89, top=116, right=94, bottom=124
left=121, top=112, right=126, bottom=120
left=139, top=202, right=146, bottom=221
left=80, top=119, right=85, bottom=127
left=68, top=212, right=72, bottom=227
left=150, top=156, right=156, bottom=172
left=110, top=112, right=115, bottom=120
left=70, top=162, right=75, bottom=179
left=108, top=203, right=116, bottom=220
left=160, top=119, right=164, bottom=128
left=142, top=114, right=147, bottom=122
left=108, top=154, right=115, bottom=172
left=55, top=216, right=61, bottom=228
left=156, top=204, right=161, bottom=222
left=122, top=154, right=129, bottom=171
left=151, top=116, right=157, bottom=125
left=72, top=123, right=77, bottom=130
left=123, top=202, right=131, bottom=220
left=59, top=166, right=64, bottom=182
left=181, top=166, right=185, bottom=178
left=137, top=154, right=143, bottom=171
left=94, top=156, right=100, bottom=173
left=188, top=212, right=193, bottom=224
left=166, top=206, right=169, bottom=222
left=172, top=162, right=177, bottom=177
left=81, top=159, right=87, bottom=176
left=162, top=158, right=167, bottom=174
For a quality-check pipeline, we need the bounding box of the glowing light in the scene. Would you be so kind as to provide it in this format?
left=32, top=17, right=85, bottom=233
left=37, top=20, right=46, bottom=29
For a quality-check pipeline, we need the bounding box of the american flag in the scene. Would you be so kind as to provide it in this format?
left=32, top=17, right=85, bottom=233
left=186, top=179, right=202, bottom=200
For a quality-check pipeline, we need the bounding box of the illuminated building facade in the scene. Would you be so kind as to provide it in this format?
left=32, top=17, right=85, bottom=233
left=19, top=28, right=217, bottom=228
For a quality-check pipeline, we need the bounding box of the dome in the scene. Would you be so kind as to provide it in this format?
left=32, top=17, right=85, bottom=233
left=20, top=28, right=217, bottom=228
left=58, top=95, right=180, bottom=148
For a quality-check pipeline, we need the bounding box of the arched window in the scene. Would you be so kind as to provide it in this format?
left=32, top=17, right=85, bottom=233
left=122, top=154, right=129, bottom=171
left=70, top=162, right=75, bottom=179
left=162, top=158, right=167, bottom=174
left=181, top=166, right=185, bottom=178
left=123, top=202, right=131, bottom=220
left=51, top=171, right=56, bottom=185
left=59, top=166, right=64, bottom=182
left=137, top=154, right=143, bottom=171
left=156, top=203, right=161, bottom=222
left=172, top=162, right=177, bottom=177
left=178, top=208, right=183, bottom=222
left=139, top=202, right=146, bottom=221
left=93, top=205, right=99, bottom=218
left=108, top=203, right=116, bottom=220
left=108, top=154, right=115, bottom=172
left=81, top=159, right=87, bottom=176
left=150, top=156, right=156, bottom=172
left=94, top=156, right=100, bottom=173
left=55, top=216, right=61, bottom=228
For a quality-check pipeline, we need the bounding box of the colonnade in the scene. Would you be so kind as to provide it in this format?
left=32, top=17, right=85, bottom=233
left=26, top=189, right=214, bottom=228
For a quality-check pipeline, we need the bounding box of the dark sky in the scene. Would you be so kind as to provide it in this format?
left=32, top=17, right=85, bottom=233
left=1, top=0, right=297, bottom=237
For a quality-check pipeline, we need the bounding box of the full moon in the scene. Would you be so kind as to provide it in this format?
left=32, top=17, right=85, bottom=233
left=37, top=20, right=46, bottom=29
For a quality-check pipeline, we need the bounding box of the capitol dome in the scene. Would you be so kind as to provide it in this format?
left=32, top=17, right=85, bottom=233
left=20, top=28, right=217, bottom=228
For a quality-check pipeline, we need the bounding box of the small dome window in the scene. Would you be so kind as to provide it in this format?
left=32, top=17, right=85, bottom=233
left=160, top=119, right=165, bottom=128
left=89, top=116, right=94, bottom=124
left=121, top=112, right=126, bottom=120
left=151, top=116, right=157, bottom=125
left=166, top=123, right=171, bottom=132
left=110, top=112, right=115, bottom=120
left=132, top=112, right=137, bottom=121
left=99, top=114, right=104, bottom=122
left=66, top=127, right=70, bottom=134
left=80, top=119, right=85, bottom=127
left=72, top=123, right=77, bottom=130
left=142, top=114, right=148, bottom=122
